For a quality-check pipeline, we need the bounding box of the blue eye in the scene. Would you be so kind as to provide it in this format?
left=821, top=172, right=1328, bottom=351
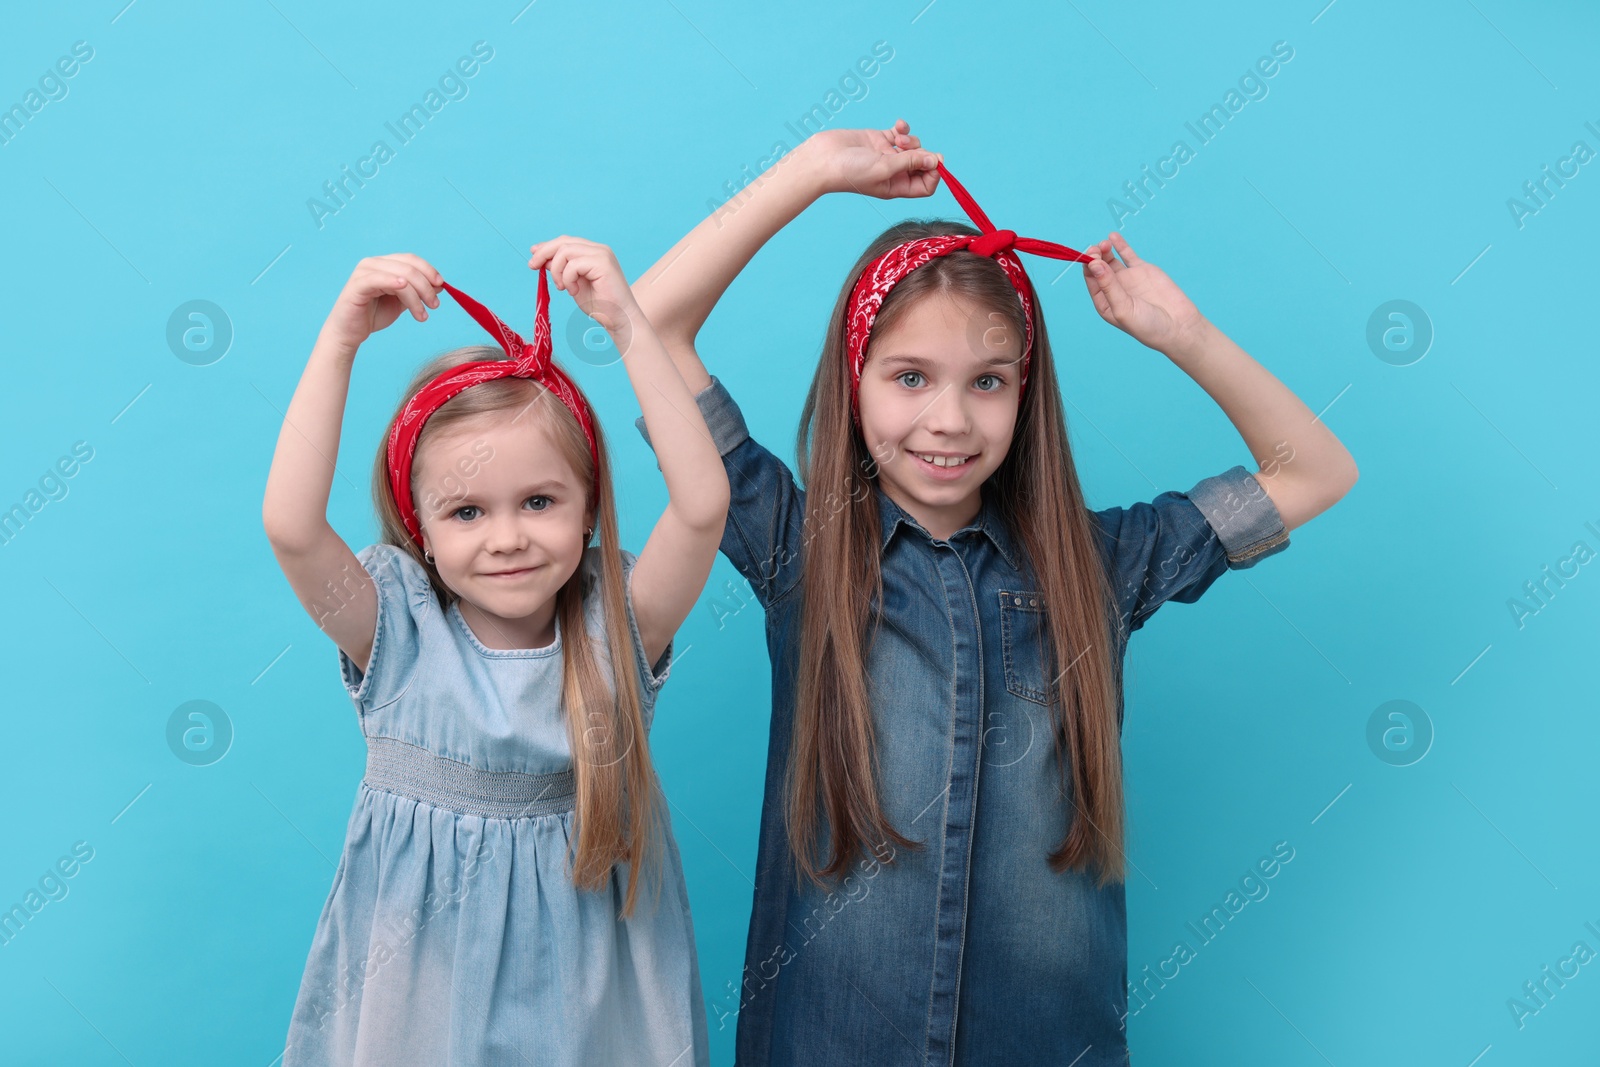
left=896, top=371, right=925, bottom=389
left=975, top=374, right=1003, bottom=391
left=453, top=496, right=551, bottom=521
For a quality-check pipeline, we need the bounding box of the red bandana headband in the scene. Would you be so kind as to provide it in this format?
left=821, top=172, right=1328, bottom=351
left=844, top=162, right=1097, bottom=426
left=386, top=268, right=599, bottom=550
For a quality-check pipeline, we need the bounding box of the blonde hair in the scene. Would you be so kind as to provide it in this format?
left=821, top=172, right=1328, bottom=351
left=789, top=222, right=1126, bottom=889
left=370, top=345, right=662, bottom=917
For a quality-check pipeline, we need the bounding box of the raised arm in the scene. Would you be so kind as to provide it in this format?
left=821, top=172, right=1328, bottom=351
left=262, top=254, right=445, bottom=673
left=629, top=120, right=943, bottom=392
left=616, top=124, right=942, bottom=615
left=527, top=237, right=729, bottom=668
left=1081, top=233, right=1359, bottom=531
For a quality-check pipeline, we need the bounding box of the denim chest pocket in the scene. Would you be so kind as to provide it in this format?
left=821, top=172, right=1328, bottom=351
left=998, top=590, right=1051, bottom=706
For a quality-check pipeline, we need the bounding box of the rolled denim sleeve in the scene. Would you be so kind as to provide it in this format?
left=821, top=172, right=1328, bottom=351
left=635, top=374, right=751, bottom=458
left=1094, top=465, right=1289, bottom=634
left=635, top=376, right=808, bottom=607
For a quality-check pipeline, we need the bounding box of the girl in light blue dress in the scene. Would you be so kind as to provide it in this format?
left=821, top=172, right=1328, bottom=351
left=263, top=242, right=728, bottom=1065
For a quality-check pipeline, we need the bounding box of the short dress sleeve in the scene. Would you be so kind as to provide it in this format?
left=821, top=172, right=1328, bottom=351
left=1093, top=465, right=1291, bottom=636
left=338, top=543, right=431, bottom=714
left=580, top=546, right=674, bottom=732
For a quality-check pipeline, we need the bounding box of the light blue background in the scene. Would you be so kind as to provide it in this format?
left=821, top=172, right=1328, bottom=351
left=2, top=1, right=1596, bottom=1064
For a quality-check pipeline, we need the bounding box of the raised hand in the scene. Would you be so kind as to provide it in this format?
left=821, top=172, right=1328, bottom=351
left=1082, top=233, right=1210, bottom=356
left=319, top=253, right=445, bottom=353
left=805, top=118, right=943, bottom=199
left=528, top=235, right=641, bottom=351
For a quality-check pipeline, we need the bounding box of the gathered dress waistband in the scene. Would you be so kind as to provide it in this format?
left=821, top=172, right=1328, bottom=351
left=362, top=735, right=576, bottom=819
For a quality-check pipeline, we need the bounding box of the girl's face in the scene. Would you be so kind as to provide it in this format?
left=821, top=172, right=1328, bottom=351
left=414, top=410, right=590, bottom=649
left=856, top=291, right=1022, bottom=541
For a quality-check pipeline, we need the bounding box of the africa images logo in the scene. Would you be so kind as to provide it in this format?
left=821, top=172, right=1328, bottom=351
left=306, top=42, right=495, bottom=230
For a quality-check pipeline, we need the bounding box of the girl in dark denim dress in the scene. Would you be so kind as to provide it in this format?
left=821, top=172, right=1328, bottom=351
left=633, top=121, right=1358, bottom=1067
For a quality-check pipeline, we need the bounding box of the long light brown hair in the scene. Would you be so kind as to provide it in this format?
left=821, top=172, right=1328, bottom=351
left=790, top=221, right=1126, bottom=889
left=371, top=345, right=662, bottom=917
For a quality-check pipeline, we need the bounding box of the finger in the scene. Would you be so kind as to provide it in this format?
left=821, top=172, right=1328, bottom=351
left=547, top=248, right=572, bottom=289
left=528, top=235, right=579, bottom=270
left=1094, top=239, right=1126, bottom=273
left=1109, top=232, right=1143, bottom=267
left=552, top=236, right=603, bottom=255
left=560, top=260, right=583, bottom=296
left=904, top=164, right=941, bottom=197
left=887, top=149, right=940, bottom=176
left=347, top=268, right=403, bottom=309
left=379, top=258, right=444, bottom=308
left=390, top=259, right=441, bottom=307
left=383, top=252, right=445, bottom=289
left=550, top=247, right=607, bottom=291
left=1082, top=261, right=1115, bottom=320
left=528, top=240, right=561, bottom=270
left=366, top=268, right=428, bottom=320
left=352, top=262, right=413, bottom=299
left=1082, top=256, right=1104, bottom=287
left=374, top=256, right=441, bottom=301
left=555, top=246, right=592, bottom=277
left=391, top=274, right=433, bottom=321
left=1096, top=264, right=1134, bottom=322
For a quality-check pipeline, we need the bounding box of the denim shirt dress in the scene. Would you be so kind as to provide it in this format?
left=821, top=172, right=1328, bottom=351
left=638, top=377, right=1290, bottom=1066
left=282, top=543, right=710, bottom=1067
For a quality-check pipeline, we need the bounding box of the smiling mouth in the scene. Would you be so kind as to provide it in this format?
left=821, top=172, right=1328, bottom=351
left=912, top=452, right=974, bottom=469
left=483, top=566, right=537, bottom=578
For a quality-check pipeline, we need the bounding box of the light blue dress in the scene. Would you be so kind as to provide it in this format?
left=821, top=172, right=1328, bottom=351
left=283, top=542, right=710, bottom=1067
